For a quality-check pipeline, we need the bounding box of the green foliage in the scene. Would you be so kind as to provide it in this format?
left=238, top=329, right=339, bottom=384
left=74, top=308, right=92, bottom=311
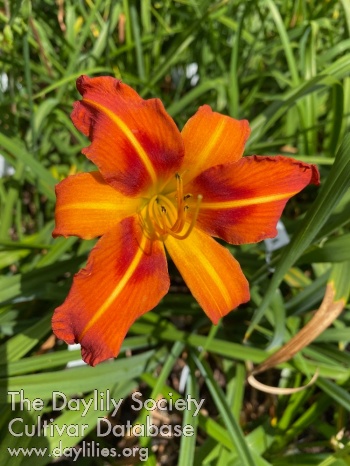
left=0, top=0, right=350, bottom=465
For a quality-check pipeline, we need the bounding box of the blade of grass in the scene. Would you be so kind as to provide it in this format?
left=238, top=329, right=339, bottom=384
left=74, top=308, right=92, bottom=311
left=192, top=352, right=257, bottom=466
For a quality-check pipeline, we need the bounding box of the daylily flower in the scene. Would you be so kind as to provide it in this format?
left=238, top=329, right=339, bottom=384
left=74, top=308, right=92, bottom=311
left=52, top=75, right=320, bottom=366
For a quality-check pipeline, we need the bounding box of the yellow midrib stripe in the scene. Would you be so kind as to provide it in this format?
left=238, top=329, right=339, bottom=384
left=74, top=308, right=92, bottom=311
left=79, top=234, right=148, bottom=339
left=58, top=202, right=118, bottom=211
left=200, top=119, right=225, bottom=161
left=167, top=231, right=232, bottom=314
left=84, top=98, right=157, bottom=184
left=197, top=252, right=232, bottom=314
left=200, top=191, right=298, bottom=209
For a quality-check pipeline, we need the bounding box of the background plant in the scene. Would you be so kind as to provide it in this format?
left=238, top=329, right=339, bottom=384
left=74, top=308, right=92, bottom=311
left=0, top=0, right=350, bottom=465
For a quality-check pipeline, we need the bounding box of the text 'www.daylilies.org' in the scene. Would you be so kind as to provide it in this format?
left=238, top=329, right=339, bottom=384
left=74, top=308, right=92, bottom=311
left=52, top=75, right=320, bottom=366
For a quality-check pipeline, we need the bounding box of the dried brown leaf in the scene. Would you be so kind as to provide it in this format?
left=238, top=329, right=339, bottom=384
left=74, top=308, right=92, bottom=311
left=247, top=283, right=345, bottom=393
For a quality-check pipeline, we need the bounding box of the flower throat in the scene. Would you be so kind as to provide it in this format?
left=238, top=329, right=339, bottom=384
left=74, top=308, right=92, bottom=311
left=141, top=173, right=202, bottom=241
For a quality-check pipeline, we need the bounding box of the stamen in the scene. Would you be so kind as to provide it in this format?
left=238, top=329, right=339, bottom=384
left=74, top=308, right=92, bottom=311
left=158, top=195, right=177, bottom=223
left=167, top=194, right=202, bottom=240
left=175, top=173, right=183, bottom=201
left=171, top=205, right=188, bottom=233
left=175, top=173, right=185, bottom=220
left=152, top=199, right=167, bottom=236
left=138, top=202, right=157, bottom=240
left=171, top=174, right=187, bottom=232
left=141, top=174, right=202, bottom=241
left=144, top=197, right=159, bottom=238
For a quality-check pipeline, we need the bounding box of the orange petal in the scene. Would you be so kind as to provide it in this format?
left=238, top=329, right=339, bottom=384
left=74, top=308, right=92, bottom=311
left=72, top=75, right=184, bottom=196
left=187, top=156, right=320, bottom=244
left=53, top=171, right=141, bottom=239
left=180, top=105, right=250, bottom=182
left=165, top=227, right=249, bottom=324
left=52, top=216, right=169, bottom=365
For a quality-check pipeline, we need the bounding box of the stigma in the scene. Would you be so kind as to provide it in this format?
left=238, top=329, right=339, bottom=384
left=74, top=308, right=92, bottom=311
left=140, top=173, right=202, bottom=241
